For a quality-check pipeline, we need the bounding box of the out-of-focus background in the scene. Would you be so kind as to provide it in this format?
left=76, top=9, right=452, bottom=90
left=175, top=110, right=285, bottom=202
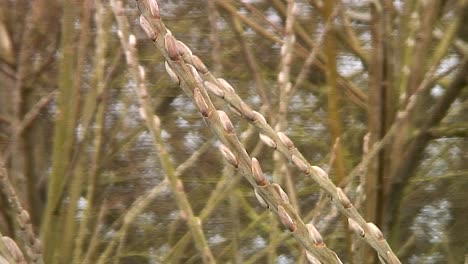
left=0, top=0, right=467, bottom=263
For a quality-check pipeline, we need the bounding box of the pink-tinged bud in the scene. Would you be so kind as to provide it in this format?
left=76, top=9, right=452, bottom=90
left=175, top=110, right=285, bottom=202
left=291, top=155, right=310, bottom=174
left=259, top=134, right=277, bottom=149
left=252, top=157, right=268, bottom=186
left=17, top=210, right=30, bottom=230
left=277, top=205, right=296, bottom=232
left=217, top=110, right=235, bottom=134
left=148, top=0, right=160, bottom=19
left=348, top=218, right=365, bottom=237
left=177, top=40, right=192, bottom=59
left=139, top=16, right=156, bottom=41
left=238, top=102, right=255, bottom=122
left=187, top=64, right=203, bottom=85
left=164, top=33, right=180, bottom=61
left=337, top=188, right=352, bottom=209
left=306, top=251, right=320, bottom=264
left=367, top=222, right=384, bottom=241
left=205, top=81, right=224, bottom=98
left=219, top=144, right=239, bottom=168
left=311, top=166, right=328, bottom=179
left=277, top=132, right=294, bottom=149
left=193, top=88, right=211, bottom=117
left=192, top=55, right=208, bottom=74
left=254, top=188, right=268, bottom=208
left=165, top=61, right=179, bottom=83
left=1, top=236, right=25, bottom=262
left=217, top=78, right=235, bottom=93
left=252, top=111, right=267, bottom=125
left=306, top=223, right=324, bottom=247
left=272, top=183, right=289, bottom=204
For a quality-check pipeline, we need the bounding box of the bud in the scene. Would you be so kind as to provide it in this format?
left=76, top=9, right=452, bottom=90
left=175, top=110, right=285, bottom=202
left=254, top=188, right=268, bottom=208
left=252, top=111, right=267, bottom=125
left=348, top=218, right=365, bottom=237
left=337, top=188, right=352, bottom=209
left=311, top=166, right=328, bottom=179
left=291, top=155, right=310, bottom=174
left=306, top=251, right=320, bottom=264
left=193, top=88, right=210, bottom=117
left=259, top=134, right=277, bottom=149
left=165, top=61, right=179, bottom=83
left=277, top=132, right=294, bottom=149
left=164, top=33, right=180, bottom=61
left=252, top=157, right=268, bottom=186
left=139, top=16, right=156, bottom=40
left=219, top=144, right=239, bottom=168
left=272, top=183, right=289, bottom=204
left=277, top=205, right=296, bottom=232
left=367, top=222, right=384, bottom=241
left=217, top=110, right=235, bottom=134
left=217, top=78, right=235, bottom=94
left=177, top=41, right=193, bottom=60
left=240, top=102, right=256, bottom=122
left=17, top=210, right=30, bottom=230
left=192, top=55, right=208, bottom=73
left=148, top=0, right=160, bottom=19
left=205, top=81, right=224, bottom=98
left=1, top=236, right=25, bottom=262
left=307, top=223, right=324, bottom=246
left=187, top=64, right=203, bottom=85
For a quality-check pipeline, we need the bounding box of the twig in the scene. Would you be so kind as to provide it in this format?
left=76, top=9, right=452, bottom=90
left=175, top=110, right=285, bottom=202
left=136, top=0, right=343, bottom=262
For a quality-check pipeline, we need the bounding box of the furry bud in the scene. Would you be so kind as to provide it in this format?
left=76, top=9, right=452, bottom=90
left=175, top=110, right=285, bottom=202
left=278, top=205, right=296, bottom=232
left=367, top=222, right=384, bottom=241
left=219, top=144, right=239, bottom=168
left=337, top=188, right=352, bottom=209
left=291, top=155, right=310, bottom=174
left=277, top=132, right=294, bottom=149
left=307, top=223, right=324, bottom=247
left=165, top=33, right=180, bottom=61
left=217, top=110, right=235, bottom=134
left=252, top=158, right=268, bottom=186
left=139, top=16, right=156, bottom=40
left=205, top=81, right=224, bottom=98
left=259, top=134, right=277, bottom=149
left=217, top=78, right=235, bottom=94
left=148, top=0, right=160, bottom=19
left=165, top=61, right=179, bottom=83
left=193, top=88, right=210, bottom=117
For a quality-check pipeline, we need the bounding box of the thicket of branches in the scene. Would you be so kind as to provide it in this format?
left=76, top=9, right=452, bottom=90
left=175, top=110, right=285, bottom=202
left=0, top=0, right=467, bottom=263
